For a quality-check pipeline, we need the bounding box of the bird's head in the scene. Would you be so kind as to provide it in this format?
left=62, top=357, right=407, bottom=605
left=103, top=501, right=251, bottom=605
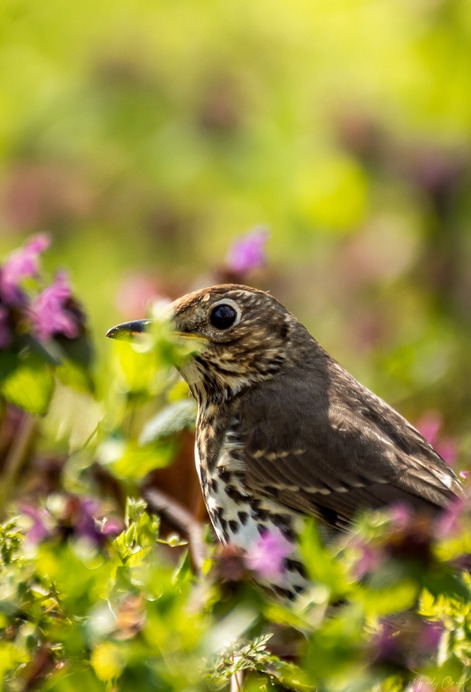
left=107, top=284, right=308, bottom=402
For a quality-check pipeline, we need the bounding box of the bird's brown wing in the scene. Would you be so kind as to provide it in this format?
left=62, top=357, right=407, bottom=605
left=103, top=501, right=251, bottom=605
left=236, top=361, right=463, bottom=529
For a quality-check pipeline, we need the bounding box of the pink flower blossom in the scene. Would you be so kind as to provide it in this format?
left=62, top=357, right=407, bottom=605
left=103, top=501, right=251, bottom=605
left=245, top=529, right=293, bottom=580
left=389, top=502, right=412, bottom=530
left=115, top=273, right=162, bottom=318
left=0, top=233, right=50, bottom=306
left=101, top=516, right=124, bottom=537
left=21, top=503, right=52, bottom=544
left=21, top=497, right=123, bottom=546
left=31, top=271, right=80, bottom=340
left=435, top=497, right=466, bottom=538
left=350, top=538, right=383, bottom=578
left=408, top=678, right=435, bottom=692
left=63, top=497, right=123, bottom=545
left=227, top=227, right=269, bottom=274
left=373, top=617, right=441, bottom=669
left=422, top=621, right=444, bottom=652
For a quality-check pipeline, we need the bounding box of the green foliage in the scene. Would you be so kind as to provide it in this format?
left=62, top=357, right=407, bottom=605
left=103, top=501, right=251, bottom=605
left=1, top=237, right=471, bottom=692
left=140, top=398, right=197, bottom=445
left=1, top=1, right=471, bottom=689
left=1, top=350, right=54, bottom=416
left=3, top=489, right=471, bottom=690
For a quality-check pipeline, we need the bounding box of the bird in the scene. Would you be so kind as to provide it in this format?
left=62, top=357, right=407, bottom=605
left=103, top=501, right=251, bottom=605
left=107, top=284, right=464, bottom=599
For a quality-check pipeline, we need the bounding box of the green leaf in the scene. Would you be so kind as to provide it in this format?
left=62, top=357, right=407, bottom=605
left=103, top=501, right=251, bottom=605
left=55, top=359, right=95, bottom=394
left=0, top=643, right=29, bottom=683
left=300, top=520, right=350, bottom=600
left=90, top=641, right=125, bottom=681
left=55, top=332, right=95, bottom=370
left=1, top=352, right=54, bottom=415
left=98, top=438, right=175, bottom=482
left=139, top=398, right=196, bottom=444
left=0, top=349, right=19, bottom=382
left=355, top=578, right=417, bottom=616
left=21, top=334, right=61, bottom=366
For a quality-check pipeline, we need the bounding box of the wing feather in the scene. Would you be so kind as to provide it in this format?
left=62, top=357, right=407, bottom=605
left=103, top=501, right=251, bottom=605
left=235, top=358, right=462, bottom=528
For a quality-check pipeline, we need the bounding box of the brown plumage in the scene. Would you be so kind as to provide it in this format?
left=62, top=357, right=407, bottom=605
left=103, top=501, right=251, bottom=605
left=108, top=284, right=463, bottom=596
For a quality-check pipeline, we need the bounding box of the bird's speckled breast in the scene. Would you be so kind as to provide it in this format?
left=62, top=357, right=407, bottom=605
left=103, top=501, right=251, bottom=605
left=195, top=410, right=308, bottom=599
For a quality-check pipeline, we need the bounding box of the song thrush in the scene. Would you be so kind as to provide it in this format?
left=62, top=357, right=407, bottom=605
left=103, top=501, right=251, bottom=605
left=108, top=284, right=463, bottom=599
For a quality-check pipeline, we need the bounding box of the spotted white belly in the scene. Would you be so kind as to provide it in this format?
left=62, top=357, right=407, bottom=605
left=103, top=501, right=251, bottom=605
left=195, top=441, right=308, bottom=599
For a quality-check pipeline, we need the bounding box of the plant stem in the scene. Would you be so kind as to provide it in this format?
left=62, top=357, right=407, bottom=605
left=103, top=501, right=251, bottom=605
left=0, top=413, right=37, bottom=518
left=143, top=487, right=206, bottom=575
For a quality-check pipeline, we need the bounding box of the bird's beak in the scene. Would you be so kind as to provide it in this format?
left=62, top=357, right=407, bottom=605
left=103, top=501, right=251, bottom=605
left=106, top=319, right=152, bottom=340
left=106, top=316, right=208, bottom=349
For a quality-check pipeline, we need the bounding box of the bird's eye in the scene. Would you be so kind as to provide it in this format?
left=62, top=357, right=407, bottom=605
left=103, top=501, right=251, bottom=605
left=210, top=303, right=238, bottom=330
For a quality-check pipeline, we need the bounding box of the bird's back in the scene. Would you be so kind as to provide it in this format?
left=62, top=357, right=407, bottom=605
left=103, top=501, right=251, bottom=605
left=234, top=352, right=463, bottom=529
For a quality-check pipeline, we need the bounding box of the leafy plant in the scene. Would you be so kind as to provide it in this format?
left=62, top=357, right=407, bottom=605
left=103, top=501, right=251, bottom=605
left=1, top=236, right=471, bottom=691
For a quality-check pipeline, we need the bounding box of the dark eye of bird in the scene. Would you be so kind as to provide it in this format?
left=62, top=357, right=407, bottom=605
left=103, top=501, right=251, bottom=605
left=210, top=304, right=238, bottom=330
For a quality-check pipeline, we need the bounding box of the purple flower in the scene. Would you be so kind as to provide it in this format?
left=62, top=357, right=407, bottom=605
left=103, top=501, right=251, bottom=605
left=101, top=516, right=124, bottom=537
left=373, top=616, right=443, bottom=670
left=350, top=538, right=383, bottom=579
left=31, top=271, right=81, bottom=340
left=435, top=497, right=466, bottom=538
left=0, top=234, right=50, bottom=306
left=69, top=497, right=123, bottom=545
left=245, top=528, right=293, bottom=580
left=115, top=273, right=162, bottom=318
left=21, top=503, right=52, bottom=544
left=408, top=678, right=435, bottom=692
left=372, top=618, right=402, bottom=663
left=74, top=498, right=101, bottom=542
left=21, top=496, right=123, bottom=547
left=226, top=227, right=269, bottom=274
left=421, top=621, right=444, bottom=653
left=389, top=502, right=412, bottom=530
left=0, top=305, right=12, bottom=349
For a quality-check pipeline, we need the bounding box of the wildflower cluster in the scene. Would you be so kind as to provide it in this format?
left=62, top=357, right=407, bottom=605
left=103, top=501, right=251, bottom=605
left=1, top=234, right=471, bottom=691
left=20, top=493, right=123, bottom=546
left=0, top=235, right=82, bottom=345
left=3, top=492, right=471, bottom=691
left=0, top=235, right=91, bottom=414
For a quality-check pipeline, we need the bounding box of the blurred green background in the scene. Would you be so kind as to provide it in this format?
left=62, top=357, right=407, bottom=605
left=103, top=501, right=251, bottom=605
left=1, top=0, right=471, bottom=431
left=1, top=4, right=471, bottom=688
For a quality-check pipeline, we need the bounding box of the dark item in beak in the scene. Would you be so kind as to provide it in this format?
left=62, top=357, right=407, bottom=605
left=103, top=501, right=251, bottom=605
left=106, top=319, right=152, bottom=340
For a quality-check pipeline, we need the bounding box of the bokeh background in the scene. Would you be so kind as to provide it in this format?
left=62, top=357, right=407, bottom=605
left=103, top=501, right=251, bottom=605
left=1, top=0, right=471, bottom=432
left=2, top=3, right=471, bottom=688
